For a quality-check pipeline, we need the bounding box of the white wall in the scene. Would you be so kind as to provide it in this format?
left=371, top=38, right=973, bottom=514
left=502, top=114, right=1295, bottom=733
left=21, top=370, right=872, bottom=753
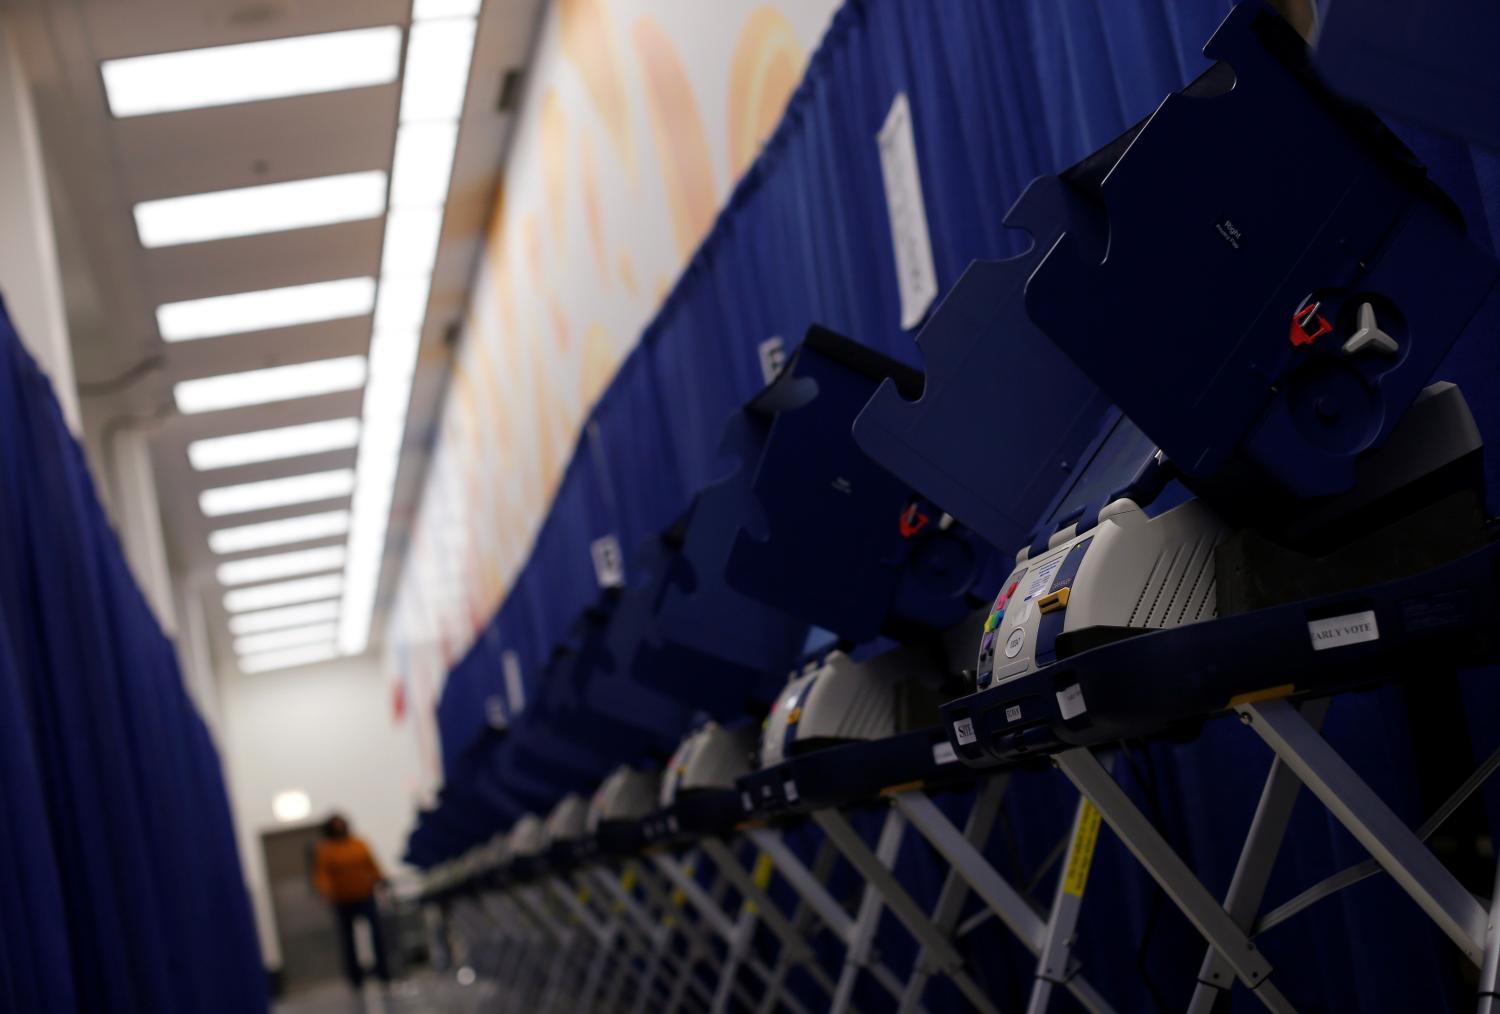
left=218, top=654, right=424, bottom=968
left=0, top=26, right=78, bottom=433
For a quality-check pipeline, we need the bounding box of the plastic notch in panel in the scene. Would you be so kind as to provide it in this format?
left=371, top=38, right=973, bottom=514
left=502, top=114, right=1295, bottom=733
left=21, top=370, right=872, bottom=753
left=851, top=172, right=1116, bottom=558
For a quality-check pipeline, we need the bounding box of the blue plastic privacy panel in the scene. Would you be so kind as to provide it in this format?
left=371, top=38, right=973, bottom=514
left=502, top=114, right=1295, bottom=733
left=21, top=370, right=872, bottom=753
left=608, top=501, right=807, bottom=717
left=852, top=175, right=1117, bottom=555
left=726, top=326, right=995, bottom=640
left=1317, top=0, right=1500, bottom=153
left=1026, top=3, right=1500, bottom=504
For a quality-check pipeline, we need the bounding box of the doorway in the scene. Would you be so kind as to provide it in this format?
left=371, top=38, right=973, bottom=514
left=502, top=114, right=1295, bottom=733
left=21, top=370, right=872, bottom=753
left=262, top=823, right=342, bottom=993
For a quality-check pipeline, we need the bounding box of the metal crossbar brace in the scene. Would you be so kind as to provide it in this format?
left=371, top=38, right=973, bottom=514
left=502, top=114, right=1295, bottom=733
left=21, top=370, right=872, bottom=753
left=699, top=836, right=837, bottom=996
left=1055, top=747, right=1296, bottom=1013
left=816, top=806, right=996, bottom=1013
left=756, top=836, right=839, bottom=1014
left=1240, top=700, right=1488, bottom=964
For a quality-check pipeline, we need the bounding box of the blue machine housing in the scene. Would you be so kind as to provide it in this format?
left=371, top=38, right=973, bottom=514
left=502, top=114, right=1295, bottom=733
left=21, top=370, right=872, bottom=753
left=1025, top=2, right=1499, bottom=514
left=726, top=325, right=1000, bottom=642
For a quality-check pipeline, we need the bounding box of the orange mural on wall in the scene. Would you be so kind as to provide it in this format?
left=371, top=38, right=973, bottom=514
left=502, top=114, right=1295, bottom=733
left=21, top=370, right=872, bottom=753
left=559, top=0, right=638, bottom=183
left=632, top=17, right=719, bottom=261
left=540, top=89, right=569, bottom=250
left=579, top=131, right=609, bottom=284
left=729, top=8, right=808, bottom=179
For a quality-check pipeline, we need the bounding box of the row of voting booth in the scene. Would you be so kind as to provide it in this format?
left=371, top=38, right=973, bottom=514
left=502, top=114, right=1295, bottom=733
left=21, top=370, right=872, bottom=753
left=410, top=4, right=1500, bottom=1012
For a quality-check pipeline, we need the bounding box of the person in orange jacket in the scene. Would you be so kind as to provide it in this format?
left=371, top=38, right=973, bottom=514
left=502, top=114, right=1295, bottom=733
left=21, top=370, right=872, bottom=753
left=313, top=813, right=392, bottom=989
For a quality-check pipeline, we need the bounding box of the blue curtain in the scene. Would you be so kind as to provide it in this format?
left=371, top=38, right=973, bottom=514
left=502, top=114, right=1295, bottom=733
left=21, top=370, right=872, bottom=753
left=423, top=1, right=1500, bottom=1009
left=0, top=297, right=265, bottom=1013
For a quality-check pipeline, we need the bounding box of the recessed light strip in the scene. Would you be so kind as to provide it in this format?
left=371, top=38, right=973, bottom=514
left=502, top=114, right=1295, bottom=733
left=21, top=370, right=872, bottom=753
left=101, top=26, right=404, bottom=118
left=216, top=545, right=348, bottom=587
left=135, top=171, right=388, bottom=248
left=337, top=6, right=478, bottom=656
left=234, top=622, right=340, bottom=656
left=210, top=511, right=352, bottom=555
left=199, top=468, right=355, bottom=518
left=174, top=356, right=367, bottom=415
left=225, top=574, right=345, bottom=614
left=157, top=276, right=376, bottom=343
left=188, top=418, right=361, bottom=471
left=228, top=599, right=342, bottom=635
left=239, top=643, right=340, bottom=675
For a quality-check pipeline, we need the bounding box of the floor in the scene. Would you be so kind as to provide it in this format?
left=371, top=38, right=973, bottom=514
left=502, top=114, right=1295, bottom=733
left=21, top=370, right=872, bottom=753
left=272, top=972, right=499, bottom=1014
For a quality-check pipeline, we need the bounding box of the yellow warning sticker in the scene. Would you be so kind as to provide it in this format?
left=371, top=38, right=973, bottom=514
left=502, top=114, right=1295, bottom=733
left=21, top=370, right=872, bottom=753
left=1062, top=800, right=1102, bottom=897
left=752, top=853, right=774, bottom=891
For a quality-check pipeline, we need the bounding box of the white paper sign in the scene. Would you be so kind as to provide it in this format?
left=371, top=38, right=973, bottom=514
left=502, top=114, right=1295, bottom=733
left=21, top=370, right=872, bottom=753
left=590, top=534, right=625, bottom=588
left=878, top=92, right=939, bottom=330
left=932, top=741, right=958, bottom=765
left=1308, top=610, right=1380, bottom=651
left=758, top=336, right=787, bottom=384
left=502, top=650, right=525, bottom=715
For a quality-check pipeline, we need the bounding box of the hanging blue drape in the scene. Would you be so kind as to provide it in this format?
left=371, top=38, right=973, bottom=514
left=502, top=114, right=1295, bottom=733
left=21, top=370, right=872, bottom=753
left=0, top=296, right=265, bottom=1013
left=423, top=2, right=1500, bottom=1009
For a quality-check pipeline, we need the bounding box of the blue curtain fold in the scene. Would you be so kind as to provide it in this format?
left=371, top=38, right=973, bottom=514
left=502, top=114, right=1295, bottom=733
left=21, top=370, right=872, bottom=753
left=0, top=298, right=265, bottom=1013
left=422, top=1, right=1500, bottom=1009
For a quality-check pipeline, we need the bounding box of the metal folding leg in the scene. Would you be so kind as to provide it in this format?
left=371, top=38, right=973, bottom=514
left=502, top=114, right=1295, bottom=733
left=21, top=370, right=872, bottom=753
left=1055, top=747, right=1295, bottom=1013
left=1239, top=700, right=1489, bottom=962
left=590, top=866, right=680, bottom=1014
left=748, top=824, right=909, bottom=1004
left=893, top=776, right=1006, bottom=1013
left=1479, top=855, right=1500, bottom=1014
left=650, top=850, right=779, bottom=1012
left=755, top=836, right=840, bottom=1014
left=629, top=858, right=724, bottom=1014
left=890, top=776, right=1115, bottom=1013
left=1187, top=700, right=1331, bottom=1013
left=815, top=806, right=998, bottom=1013
left=699, top=837, right=834, bottom=1010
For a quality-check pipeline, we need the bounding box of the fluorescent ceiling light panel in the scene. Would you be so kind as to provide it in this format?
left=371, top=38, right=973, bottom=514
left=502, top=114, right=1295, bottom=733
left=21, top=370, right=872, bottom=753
left=209, top=511, right=351, bottom=555
left=188, top=418, right=361, bottom=471
left=200, top=469, right=355, bottom=518
left=225, top=574, right=345, bottom=613
left=382, top=207, right=444, bottom=276
left=239, top=643, right=339, bottom=674
left=400, top=19, right=477, bottom=122
left=134, top=171, right=388, bottom=248
left=216, top=545, right=347, bottom=587
left=228, top=600, right=341, bottom=635
left=234, top=623, right=339, bottom=656
left=413, top=0, right=482, bottom=18
left=174, top=356, right=367, bottom=414
left=157, top=276, right=376, bottom=342
left=101, top=27, right=404, bottom=118
left=389, top=122, right=459, bottom=208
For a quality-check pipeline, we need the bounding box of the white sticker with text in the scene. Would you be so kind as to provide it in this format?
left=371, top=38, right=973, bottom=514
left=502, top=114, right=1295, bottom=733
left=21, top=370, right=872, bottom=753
left=953, top=717, right=976, bottom=745
left=878, top=92, right=939, bottom=330
left=1308, top=610, right=1380, bottom=651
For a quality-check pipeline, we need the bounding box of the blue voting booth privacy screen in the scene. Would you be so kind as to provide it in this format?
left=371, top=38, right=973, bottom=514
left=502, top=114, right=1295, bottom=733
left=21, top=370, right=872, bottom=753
left=0, top=300, right=266, bottom=1013
left=423, top=1, right=1500, bottom=1010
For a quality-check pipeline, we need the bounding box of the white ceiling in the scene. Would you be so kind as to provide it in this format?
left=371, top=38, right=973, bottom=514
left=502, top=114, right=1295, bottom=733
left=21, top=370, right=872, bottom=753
left=1, top=0, right=542, bottom=669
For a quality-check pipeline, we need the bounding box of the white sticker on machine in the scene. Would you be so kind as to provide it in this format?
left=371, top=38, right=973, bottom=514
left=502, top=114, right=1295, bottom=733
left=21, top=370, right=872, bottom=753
left=953, top=717, right=976, bottom=745
left=1023, top=556, right=1063, bottom=602
left=932, top=741, right=958, bottom=765
left=1307, top=610, right=1380, bottom=651
left=1057, top=684, right=1088, bottom=720
left=783, top=780, right=799, bottom=803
